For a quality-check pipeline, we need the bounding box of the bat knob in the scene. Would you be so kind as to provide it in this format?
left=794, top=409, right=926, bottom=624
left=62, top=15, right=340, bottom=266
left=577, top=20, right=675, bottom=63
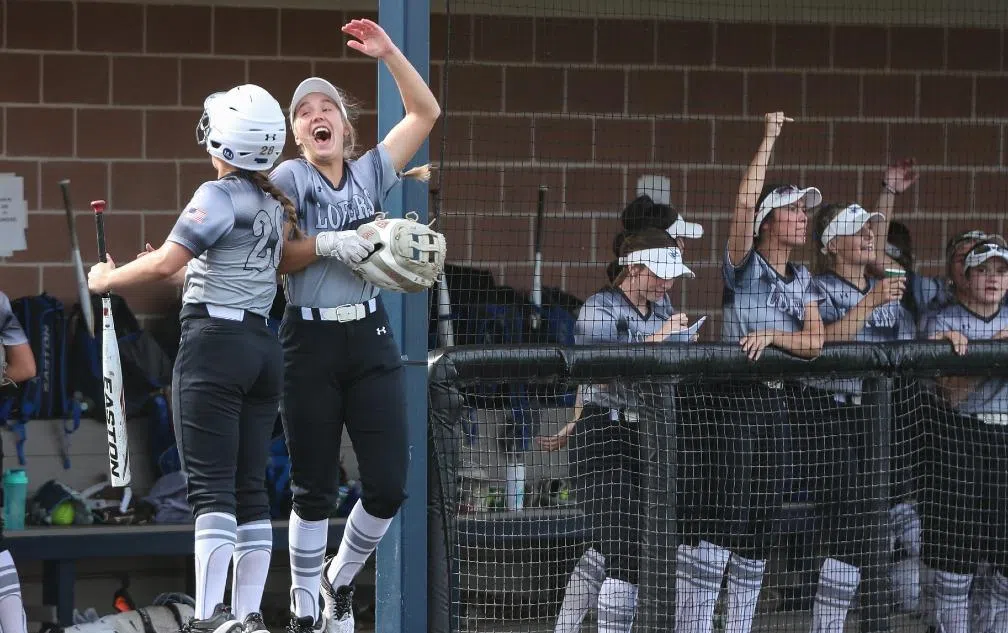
left=91, top=200, right=107, bottom=214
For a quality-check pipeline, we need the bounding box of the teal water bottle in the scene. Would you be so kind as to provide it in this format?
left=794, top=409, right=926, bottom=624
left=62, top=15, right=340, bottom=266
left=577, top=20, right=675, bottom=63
left=3, top=469, right=28, bottom=530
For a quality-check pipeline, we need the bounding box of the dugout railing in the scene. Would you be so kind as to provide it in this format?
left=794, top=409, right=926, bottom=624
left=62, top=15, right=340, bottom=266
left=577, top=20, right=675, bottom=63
left=427, top=341, right=1008, bottom=633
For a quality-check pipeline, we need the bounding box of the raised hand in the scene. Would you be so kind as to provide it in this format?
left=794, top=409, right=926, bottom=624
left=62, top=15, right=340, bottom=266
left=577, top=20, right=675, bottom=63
left=764, top=111, right=794, bottom=139
left=883, top=158, right=918, bottom=194
left=342, top=18, right=395, bottom=60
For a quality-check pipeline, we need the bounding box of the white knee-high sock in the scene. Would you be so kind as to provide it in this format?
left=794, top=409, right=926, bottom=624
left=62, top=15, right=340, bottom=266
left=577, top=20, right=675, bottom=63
left=809, top=558, right=860, bottom=633
left=288, top=511, right=329, bottom=620
left=724, top=554, right=765, bottom=633
left=987, top=571, right=1008, bottom=633
left=554, top=547, right=605, bottom=633
left=933, top=570, right=972, bottom=633
left=194, top=512, right=238, bottom=619
left=597, top=578, right=637, bottom=633
left=0, top=551, right=26, bottom=633
left=691, top=541, right=731, bottom=633
left=231, top=520, right=272, bottom=620
left=326, top=500, right=392, bottom=589
left=674, top=544, right=698, bottom=633
left=889, top=502, right=922, bottom=613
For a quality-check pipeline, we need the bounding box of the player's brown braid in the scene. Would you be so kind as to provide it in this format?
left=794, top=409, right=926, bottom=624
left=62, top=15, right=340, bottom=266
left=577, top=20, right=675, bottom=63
left=249, top=171, right=303, bottom=238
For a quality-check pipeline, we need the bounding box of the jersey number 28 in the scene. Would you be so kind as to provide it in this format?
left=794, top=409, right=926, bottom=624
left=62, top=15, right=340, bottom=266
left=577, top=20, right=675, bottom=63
left=245, top=208, right=282, bottom=271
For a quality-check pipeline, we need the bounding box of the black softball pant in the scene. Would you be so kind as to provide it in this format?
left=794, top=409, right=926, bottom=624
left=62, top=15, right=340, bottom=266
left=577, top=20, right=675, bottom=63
left=172, top=306, right=282, bottom=523
left=279, top=302, right=408, bottom=521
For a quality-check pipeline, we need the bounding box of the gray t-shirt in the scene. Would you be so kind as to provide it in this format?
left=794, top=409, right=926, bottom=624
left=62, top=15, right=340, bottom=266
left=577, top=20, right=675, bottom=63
left=270, top=145, right=400, bottom=308
left=0, top=292, right=27, bottom=347
left=721, top=247, right=822, bottom=341
left=923, top=302, right=1008, bottom=416
left=576, top=288, right=677, bottom=411
left=167, top=175, right=283, bottom=317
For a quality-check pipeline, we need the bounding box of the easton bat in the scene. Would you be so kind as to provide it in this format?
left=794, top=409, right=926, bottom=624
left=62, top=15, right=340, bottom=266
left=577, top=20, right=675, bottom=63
left=59, top=180, right=95, bottom=338
left=92, top=199, right=131, bottom=488
left=530, top=185, right=547, bottom=332
left=430, top=186, right=455, bottom=348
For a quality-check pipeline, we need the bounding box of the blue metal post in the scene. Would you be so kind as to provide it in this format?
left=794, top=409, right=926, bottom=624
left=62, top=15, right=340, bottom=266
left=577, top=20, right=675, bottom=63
left=375, top=1, right=430, bottom=632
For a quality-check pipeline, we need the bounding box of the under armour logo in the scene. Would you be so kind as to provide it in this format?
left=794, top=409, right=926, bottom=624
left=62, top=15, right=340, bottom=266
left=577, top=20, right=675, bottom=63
left=376, top=327, right=387, bottom=335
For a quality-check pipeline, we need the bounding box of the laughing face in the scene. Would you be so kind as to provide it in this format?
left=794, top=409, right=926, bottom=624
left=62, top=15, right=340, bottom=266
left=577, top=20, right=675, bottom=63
left=829, top=224, right=876, bottom=266
left=293, top=92, right=347, bottom=164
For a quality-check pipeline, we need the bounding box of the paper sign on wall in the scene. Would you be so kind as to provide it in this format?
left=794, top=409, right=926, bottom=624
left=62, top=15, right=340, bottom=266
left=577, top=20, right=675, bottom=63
left=0, top=174, right=28, bottom=257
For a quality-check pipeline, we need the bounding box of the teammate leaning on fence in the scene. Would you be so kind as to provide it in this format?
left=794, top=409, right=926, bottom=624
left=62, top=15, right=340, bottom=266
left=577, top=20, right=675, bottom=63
left=920, top=240, right=1008, bottom=633
left=0, top=291, right=34, bottom=633
left=88, top=84, right=292, bottom=633
left=268, top=17, right=440, bottom=633
left=798, top=202, right=914, bottom=633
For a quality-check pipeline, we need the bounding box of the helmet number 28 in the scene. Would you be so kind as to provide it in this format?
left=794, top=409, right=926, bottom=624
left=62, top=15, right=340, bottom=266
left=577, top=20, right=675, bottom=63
left=244, top=207, right=282, bottom=271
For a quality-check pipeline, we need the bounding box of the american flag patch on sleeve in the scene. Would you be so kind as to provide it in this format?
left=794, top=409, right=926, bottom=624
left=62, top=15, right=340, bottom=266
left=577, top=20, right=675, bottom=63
left=185, top=207, right=207, bottom=224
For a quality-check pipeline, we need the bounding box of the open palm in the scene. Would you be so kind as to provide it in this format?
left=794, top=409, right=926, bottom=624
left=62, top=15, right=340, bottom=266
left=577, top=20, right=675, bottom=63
left=343, top=19, right=394, bottom=59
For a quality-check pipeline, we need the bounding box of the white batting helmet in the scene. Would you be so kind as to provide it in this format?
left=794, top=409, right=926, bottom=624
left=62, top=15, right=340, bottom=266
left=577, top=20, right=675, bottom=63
left=196, top=84, right=286, bottom=171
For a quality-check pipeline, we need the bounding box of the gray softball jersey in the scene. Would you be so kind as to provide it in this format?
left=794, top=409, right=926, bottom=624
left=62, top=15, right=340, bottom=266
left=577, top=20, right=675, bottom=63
left=0, top=292, right=27, bottom=346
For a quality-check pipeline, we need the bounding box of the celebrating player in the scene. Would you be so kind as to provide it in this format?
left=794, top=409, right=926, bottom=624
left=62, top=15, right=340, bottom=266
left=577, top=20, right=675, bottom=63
left=698, top=112, right=824, bottom=633
left=88, top=84, right=291, bottom=633
left=269, top=17, right=440, bottom=633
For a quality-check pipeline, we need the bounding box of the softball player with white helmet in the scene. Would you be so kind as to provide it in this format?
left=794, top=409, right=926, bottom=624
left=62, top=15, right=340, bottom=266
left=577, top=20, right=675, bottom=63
left=89, top=83, right=292, bottom=633
left=269, top=18, right=440, bottom=633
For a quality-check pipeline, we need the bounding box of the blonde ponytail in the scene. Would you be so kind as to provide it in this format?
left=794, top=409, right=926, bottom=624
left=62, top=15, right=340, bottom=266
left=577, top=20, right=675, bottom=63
left=248, top=171, right=303, bottom=238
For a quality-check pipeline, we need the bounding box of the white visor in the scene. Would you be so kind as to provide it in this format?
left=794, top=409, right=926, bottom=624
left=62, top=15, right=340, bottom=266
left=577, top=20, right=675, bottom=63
left=819, top=204, right=885, bottom=253
left=618, top=247, right=695, bottom=280
left=964, top=243, right=1008, bottom=272
left=289, top=77, right=348, bottom=123
left=667, top=216, right=704, bottom=239
left=754, top=185, right=823, bottom=236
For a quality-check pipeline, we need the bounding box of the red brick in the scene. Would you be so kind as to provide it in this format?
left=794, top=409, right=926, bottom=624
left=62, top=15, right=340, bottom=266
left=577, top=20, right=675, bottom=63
left=806, top=73, right=860, bottom=117
left=147, top=5, right=211, bottom=54
left=683, top=214, right=724, bottom=266
left=862, top=74, right=916, bottom=118
left=833, top=123, right=887, bottom=167
left=280, top=9, right=344, bottom=58
left=946, top=125, right=999, bottom=167
left=113, top=282, right=181, bottom=317
left=111, top=162, right=178, bottom=211
left=655, top=120, right=712, bottom=164
left=0, top=267, right=40, bottom=299
left=473, top=16, right=533, bottom=62
left=6, top=108, right=73, bottom=157
left=688, top=71, right=743, bottom=116
left=77, top=109, right=142, bottom=159
left=685, top=168, right=735, bottom=222
left=501, top=168, right=563, bottom=215
left=442, top=166, right=503, bottom=216
left=350, top=114, right=377, bottom=155
left=774, top=24, right=830, bottom=69
left=773, top=122, right=830, bottom=166
left=427, top=114, right=470, bottom=162
left=442, top=64, right=501, bottom=112
left=889, top=123, right=944, bottom=166
left=715, top=23, right=772, bottom=68
left=682, top=264, right=724, bottom=313
left=178, top=163, right=213, bottom=209
left=747, top=72, right=802, bottom=119
left=9, top=214, right=67, bottom=263
left=534, top=118, right=593, bottom=162
left=0, top=160, right=40, bottom=212
left=40, top=162, right=109, bottom=217
left=180, top=59, right=247, bottom=107
left=596, top=120, right=652, bottom=164
left=626, top=169, right=686, bottom=212
left=7, top=1, right=73, bottom=50
left=713, top=120, right=760, bottom=165
left=598, top=19, right=655, bottom=65
left=0, top=54, right=40, bottom=103
left=565, top=169, right=623, bottom=212
left=946, top=28, right=1001, bottom=71
left=43, top=56, right=109, bottom=105
left=567, top=69, right=624, bottom=114
left=142, top=213, right=181, bottom=247
left=471, top=115, right=533, bottom=162
left=214, top=7, right=278, bottom=56
left=431, top=13, right=472, bottom=62
left=899, top=218, right=946, bottom=265
left=920, top=76, right=973, bottom=118
left=314, top=61, right=379, bottom=109
left=974, top=173, right=1008, bottom=214
left=834, top=26, right=887, bottom=69
left=802, top=169, right=862, bottom=206
left=248, top=60, right=314, bottom=112
left=890, top=27, right=945, bottom=71
left=145, top=110, right=204, bottom=160
left=505, top=67, right=564, bottom=113
left=656, top=21, right=714, bottom=66
left=535, top=17, right=593, bottom=64
left=627, top=70, right=685, bottom=116
left=113, top=57, right=179, bottom=106
left=563, top=261, right=608, bottom=303
left=977, top=77, right=1008, bottom=118
left=471, top=216, right=532, bottom=262
left=538, top=217, right=594, bottom=263
left=53, top=210, right=142, bottom=264
left=78, top=3, right=143, bottom=53
left=917, top=171, right=972, bottom=215
left=436, top=214, right=470, bottom=262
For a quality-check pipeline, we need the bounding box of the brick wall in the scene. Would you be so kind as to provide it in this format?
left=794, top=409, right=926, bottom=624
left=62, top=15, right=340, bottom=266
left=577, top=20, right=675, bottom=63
left=1, top=1, right=1006, bottom=331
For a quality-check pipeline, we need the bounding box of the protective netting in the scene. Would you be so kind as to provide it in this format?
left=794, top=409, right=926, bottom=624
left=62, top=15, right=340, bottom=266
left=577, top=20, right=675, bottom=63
left=427, top=345, right=1008, bottom=633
